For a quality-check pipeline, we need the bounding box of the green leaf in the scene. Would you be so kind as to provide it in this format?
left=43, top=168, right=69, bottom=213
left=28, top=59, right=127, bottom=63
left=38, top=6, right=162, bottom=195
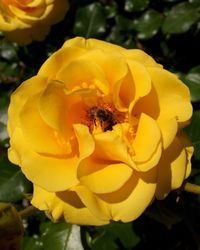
left=105, top=222, right=140, bottom=248
left=133, top=9, right=163, bottom=39
left=115, top=15, right=134, bottom=32
left=182, top=65, right=200, bottom=102
left=22, top=237, right=43, bottom=250
left=162, top=2, right=200, bottom=34
left=92, top=233, right=118, bottom=250
left=189, top=0, right=200, bottom=7
left=41, top=222, right=83, bottom=250
left=0, top=41, right=18, bottom=61
left=92, top=222, right=140, bottom=249
left=125, top=0, right=149, bottom=12
left=185, top=110, right=200, bottom=160
left=73, top=3, right=106, bottom=38
left=0, top=156, right=32, bottom=202
left=104, top=3, right=118, bottom=19
left=0, top=92, right=8, bottom=141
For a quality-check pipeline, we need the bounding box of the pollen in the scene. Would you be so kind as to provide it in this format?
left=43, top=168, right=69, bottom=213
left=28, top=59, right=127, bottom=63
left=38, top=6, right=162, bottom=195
left=84, top=100, right=126, bottom=134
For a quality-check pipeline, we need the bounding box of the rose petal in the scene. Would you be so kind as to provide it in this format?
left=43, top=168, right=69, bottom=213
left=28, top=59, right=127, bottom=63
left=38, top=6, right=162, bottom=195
left=63, top=37, right=126, bottom=54
left=74, top=185, right=110, bottom=221
left=155, top=134, right=192, bottom=200
left=113, top=70, right=135, bottom=112
left=73, top=124, right=95, bottom=160
left=93, top=129, right=135, bottom=168
left=122, top=49, right=162, bottom=67
left=148, top=67, right=192, bottom=122
left=133, top=113, right=161, bottom=171
left=38, top=47, right=85, bottom=79
left=9, top=128, right=79, bottom=192
left=31, top=185, right=108, bottom=225
left=56, top=59, right=109, bottom=94
left=19, top=92, right=69, bottom=155
left=79, top=49, right=128, bottom=89
left=157, top=117, right=178, bottom=149
left=8, top=75, right=48, bottom=136
left=99, top=168, right=157, bottom=222
left=128, top=60, right=151, bottom=100
left=38, top=80, right=67, bottom=132
left=78, top=160, right=133, bottom=193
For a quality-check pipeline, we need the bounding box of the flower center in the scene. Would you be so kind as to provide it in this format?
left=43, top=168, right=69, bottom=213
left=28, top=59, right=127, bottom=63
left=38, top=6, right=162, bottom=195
left=85, top=102, right=126, bottom=134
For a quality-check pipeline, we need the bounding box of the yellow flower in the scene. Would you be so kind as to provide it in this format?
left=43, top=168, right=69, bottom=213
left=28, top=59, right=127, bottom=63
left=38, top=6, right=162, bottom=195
left=0, top=0, right=69, bottom=45
left=8, top=37, right=193, bottom=225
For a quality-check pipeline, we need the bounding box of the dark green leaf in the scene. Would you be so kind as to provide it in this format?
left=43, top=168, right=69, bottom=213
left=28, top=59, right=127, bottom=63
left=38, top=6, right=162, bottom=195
left=115, top=15, right=134, bottom=32
left=189, top=0, right=200, bottom=7
left=104, top=3, right=118, bottom=18
left=0, top=41, right=18, bottom=61
left=162, top=2, right=200, bottom=34
left=182, top=65, right=200, bottom=102
left=133, top=9, right=163, bottom=39
left=0, top=156, right=32, bottom=202
left=105, top=222, right=140, bottom=248
left=22, top=237, right=43, bottom=250
left=125, top=0, right=149, bottom=12
left=41, top=222, right=83, bottom=250
left=92, top=222, right=140, bottom=249
left=73, top=3, right=106, bottom=38
left=92, top=233, right=118, bottom=250
left=185, top=110, right=200, bottom=160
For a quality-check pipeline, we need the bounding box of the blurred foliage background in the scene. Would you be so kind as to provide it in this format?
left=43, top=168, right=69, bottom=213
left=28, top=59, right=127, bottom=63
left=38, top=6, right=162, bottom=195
left=0, top=0, right=200, bottom=249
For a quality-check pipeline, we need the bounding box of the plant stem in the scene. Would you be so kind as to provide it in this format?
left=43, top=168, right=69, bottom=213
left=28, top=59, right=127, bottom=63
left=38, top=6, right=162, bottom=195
left=183, top=182, right=200, bottom=195
left=18, top=205, right=38, bottom=219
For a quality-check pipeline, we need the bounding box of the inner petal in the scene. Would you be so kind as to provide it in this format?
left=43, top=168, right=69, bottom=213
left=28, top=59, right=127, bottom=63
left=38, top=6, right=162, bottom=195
left=57, top=59, right=109, bottom=95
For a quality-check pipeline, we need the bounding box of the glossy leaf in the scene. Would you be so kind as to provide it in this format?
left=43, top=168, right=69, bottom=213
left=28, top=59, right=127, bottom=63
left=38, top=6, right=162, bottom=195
left=41, top=221, right=83, bottom=250
left=73, top=3, right=106, bottom=38
left=125, top=0, right=149, bottom=12
left=133, top=9, right=163, bottom=39
left=162, top=2, right=200, bottom=34
left=0, top=156, right=32, bottom=202
left=182, top=66, right=200, bottom=102
left=92, top=222, right=140, bottom=249
left=22, top=237, right=43, bottom=250
left=185, top=110, right=200, bottom=160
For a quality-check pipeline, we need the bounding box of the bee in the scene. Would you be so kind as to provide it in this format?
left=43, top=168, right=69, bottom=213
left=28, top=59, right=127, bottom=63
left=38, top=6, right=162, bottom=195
left=87, top=106, right=117, bottom=132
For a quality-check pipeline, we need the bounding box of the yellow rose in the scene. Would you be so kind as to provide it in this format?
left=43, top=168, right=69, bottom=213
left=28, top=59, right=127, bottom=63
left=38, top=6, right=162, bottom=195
left=8, top=37, right=193, bottom=225
left=0, top=0, right=69, bottom=45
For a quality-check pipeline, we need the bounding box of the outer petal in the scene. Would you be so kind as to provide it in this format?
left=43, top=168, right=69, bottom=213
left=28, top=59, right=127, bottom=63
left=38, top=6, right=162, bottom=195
left=38, top=47, right=86, bottom=79
left=78, top=159, right=133, bottom=193
left=122, top=49, right=162, bottom=68
left=155, top=133, right=193, bottom=200
left=148, top=67, right=192, bottom=123
left=31, top=185, right=109, bottom=225
left=157, top=117, right=178, bottom=149
left=8, top=75, right=48, bottom=135
left=74, top=185, right=111, bottom=221
left=99, top=167, right=157, bottom=222
left=9, top=128, right=79, bottom=192
left=133, top=113, right=161, bottom=171
left=63, top=37, right=126, bottom=54
left=19, top=92, right=69, bottom=155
